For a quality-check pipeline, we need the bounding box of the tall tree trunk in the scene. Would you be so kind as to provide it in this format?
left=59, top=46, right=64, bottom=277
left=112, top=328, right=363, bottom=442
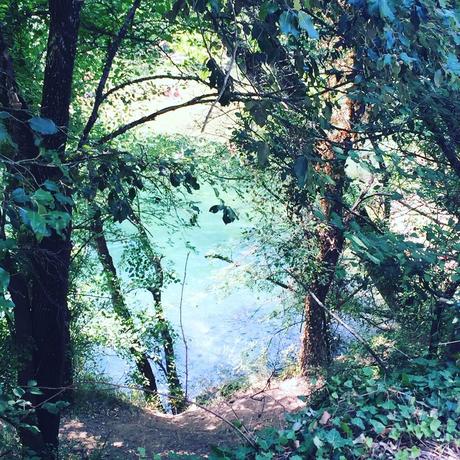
left=299, top=145, right=346, bottom=371
left=1, top=1, right=82, bottom=455
left=299, top=95, right=360, bottom=373
left=212, top=13, right=362, bottom=373
left=91, top=217, right=162, bottom=405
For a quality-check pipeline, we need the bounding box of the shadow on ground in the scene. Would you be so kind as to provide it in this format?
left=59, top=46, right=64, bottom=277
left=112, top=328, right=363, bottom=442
left=60, top=377, right=312, bottom=459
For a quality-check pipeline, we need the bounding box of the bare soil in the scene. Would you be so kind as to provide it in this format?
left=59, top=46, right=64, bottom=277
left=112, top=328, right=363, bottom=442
left=60, top=376, right=312, bottom=459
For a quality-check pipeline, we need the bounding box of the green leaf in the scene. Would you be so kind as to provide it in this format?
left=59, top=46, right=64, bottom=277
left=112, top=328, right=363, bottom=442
left=42, top=402, right=59, bottom=414
left=351, top=417, right=365, bottom=430
left=43, top=180, right=59, bottom=192
left=13, top=387, right=25, bottom=398
left=12, top=188, right=29, bottom=204
left=32, top=189, right=55, bottom=208
left=325, top=428, right=347, bottom=447
left=369, top=0, right=395, bottom=21
left=298, top=11, right=319, bottom=39
left=0, top=121, right=13, bottom=146
left=47, top=211, right=71, bottom=235
left=395, top=450, right=410, bottom=460
left=0, top=268, right=10, bottom=292
left=446, top=418, right=456, bottom=433
left=29, top=116, right=58, bottom=135
left=379, top=0, right=395, bottom=21
left=399, top=52, right=416, bottom=66
left=313, top=435, right=324, bottom=448
left=0, top=297, right=14, bottom=312
left=370, top=419, right=386, bottom=434
left=293, top=156, right=309, bottom=187
left=447, top=53, right=460, bottom=75
left=380, top=400, right=396, bottom=410
left=55, top=192, right=73, bottom=206
left=222, top=206, right=238, bottom=225
left=364, top=251, right=382, bottom=265
left=23, top=424, right=40, bottom=434
left=26, top=210, right=50, bottom=240
left=279, top=11, right=299, bottom=36
left=429, top=418, right=441, bottom=432
left=348, top=234, right=368, bottom=250
left=249, top=102, right=269, bottom=126
left=257, top=142, right=269, bottom=167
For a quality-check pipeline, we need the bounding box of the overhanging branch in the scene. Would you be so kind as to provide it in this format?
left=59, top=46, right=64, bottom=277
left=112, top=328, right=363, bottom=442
left=95, top=93, right=218, bottom=145
left=101, top=74, right=209, bottom=101
left=79, top=0, right=142, bottom=148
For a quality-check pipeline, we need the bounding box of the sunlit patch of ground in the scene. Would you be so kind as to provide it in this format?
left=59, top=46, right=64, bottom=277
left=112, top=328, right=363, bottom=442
left=59, top=376, right=314, bottom=458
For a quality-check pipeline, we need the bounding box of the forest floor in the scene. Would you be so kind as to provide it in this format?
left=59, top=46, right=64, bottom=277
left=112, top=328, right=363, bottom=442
left=59, top=376, right=313, bottom=459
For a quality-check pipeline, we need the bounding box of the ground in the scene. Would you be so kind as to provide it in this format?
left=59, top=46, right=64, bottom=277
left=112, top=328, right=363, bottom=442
left=59, top=377, right=312, bottom=459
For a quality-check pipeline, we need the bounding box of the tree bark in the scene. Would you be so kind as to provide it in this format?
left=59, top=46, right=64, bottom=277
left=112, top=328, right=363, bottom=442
left=299, top=144, right=346, bottom=371
left=299, top=95, right=359, bottom=373
left=1, top=1, right=82, bottom=455
left=147, top=254, right=186, bottom=414
left=91, top=217, right=161, bottom=403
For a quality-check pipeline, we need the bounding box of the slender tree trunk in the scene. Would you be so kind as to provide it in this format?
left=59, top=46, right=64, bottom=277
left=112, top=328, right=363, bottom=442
left=299, top=94, right=360, bottom=373
left=299, top=146, right=346, bottom=371
left=91, top=217, right=162, bottom=404
left=147, top=255, right=186, bottom=414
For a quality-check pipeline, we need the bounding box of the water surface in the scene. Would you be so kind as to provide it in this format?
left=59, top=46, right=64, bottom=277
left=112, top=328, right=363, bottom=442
left=99, top=187, right=299, bottom=396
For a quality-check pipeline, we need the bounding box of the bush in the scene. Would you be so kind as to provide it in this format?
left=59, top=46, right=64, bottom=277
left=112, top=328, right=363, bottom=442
left=210, top=359, right=460, bottom=459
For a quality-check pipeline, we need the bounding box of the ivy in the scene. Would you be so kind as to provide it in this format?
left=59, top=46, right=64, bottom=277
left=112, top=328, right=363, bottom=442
left=209, top=360, right=460, bottom=459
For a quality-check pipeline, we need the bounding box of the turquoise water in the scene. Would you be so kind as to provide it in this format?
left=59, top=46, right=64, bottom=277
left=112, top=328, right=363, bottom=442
left=99, top=187, right=299, bottom=397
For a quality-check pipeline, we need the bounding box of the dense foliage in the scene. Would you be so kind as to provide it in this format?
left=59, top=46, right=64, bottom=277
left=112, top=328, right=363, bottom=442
left=211, top=360, right=460, bottom=459
left=0, top=0, right=459, bottom=458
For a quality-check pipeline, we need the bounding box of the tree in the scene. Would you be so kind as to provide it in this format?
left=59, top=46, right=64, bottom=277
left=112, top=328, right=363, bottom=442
left=0, top=1, right=82, bottom=454
left=0, top=0, right=219, bottom=453
left=170, top=0, right=460, bottom=371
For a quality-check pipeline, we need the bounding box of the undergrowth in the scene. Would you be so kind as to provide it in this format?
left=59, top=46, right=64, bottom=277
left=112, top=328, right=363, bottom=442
left=206, top=358, right=460, bottom=460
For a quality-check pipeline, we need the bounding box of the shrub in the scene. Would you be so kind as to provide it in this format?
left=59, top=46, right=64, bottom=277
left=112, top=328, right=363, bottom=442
left=210, top=359, right=459, bottom=459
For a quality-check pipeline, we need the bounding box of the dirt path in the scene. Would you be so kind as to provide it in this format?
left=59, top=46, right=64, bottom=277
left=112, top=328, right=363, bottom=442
left=60, top=377, right=312, bottom=458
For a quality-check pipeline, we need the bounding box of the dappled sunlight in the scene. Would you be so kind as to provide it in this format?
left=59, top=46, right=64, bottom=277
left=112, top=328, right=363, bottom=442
left=60, top=420, right=101, bottom=451
left=60, top=376, right=311, bottom=458
left=2, top=0, right=459, bottom=458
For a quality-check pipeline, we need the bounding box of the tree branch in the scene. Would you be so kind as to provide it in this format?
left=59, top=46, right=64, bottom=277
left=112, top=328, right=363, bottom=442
left=79, top=0, right=141, bottom=148
left=95, top=93, right=218, bottom=145
left=101, top=74, right=209, bottom=102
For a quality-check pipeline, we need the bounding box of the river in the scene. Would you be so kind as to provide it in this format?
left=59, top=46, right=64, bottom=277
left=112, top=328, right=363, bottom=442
left=97, top=186, right=300, bottom=398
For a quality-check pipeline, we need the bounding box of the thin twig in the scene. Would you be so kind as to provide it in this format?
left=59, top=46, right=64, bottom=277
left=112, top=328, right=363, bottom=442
left=101, top=74, right=208, bottom=101
left=96, top=93, right=218, bottom=144
left=179, top=252, right=190, bottom=401
left=79, top=0, right=142, bottom=148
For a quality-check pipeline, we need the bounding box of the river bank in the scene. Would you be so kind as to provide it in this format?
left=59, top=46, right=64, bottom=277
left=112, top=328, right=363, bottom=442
left=59, top=375, right=314, bottom=459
